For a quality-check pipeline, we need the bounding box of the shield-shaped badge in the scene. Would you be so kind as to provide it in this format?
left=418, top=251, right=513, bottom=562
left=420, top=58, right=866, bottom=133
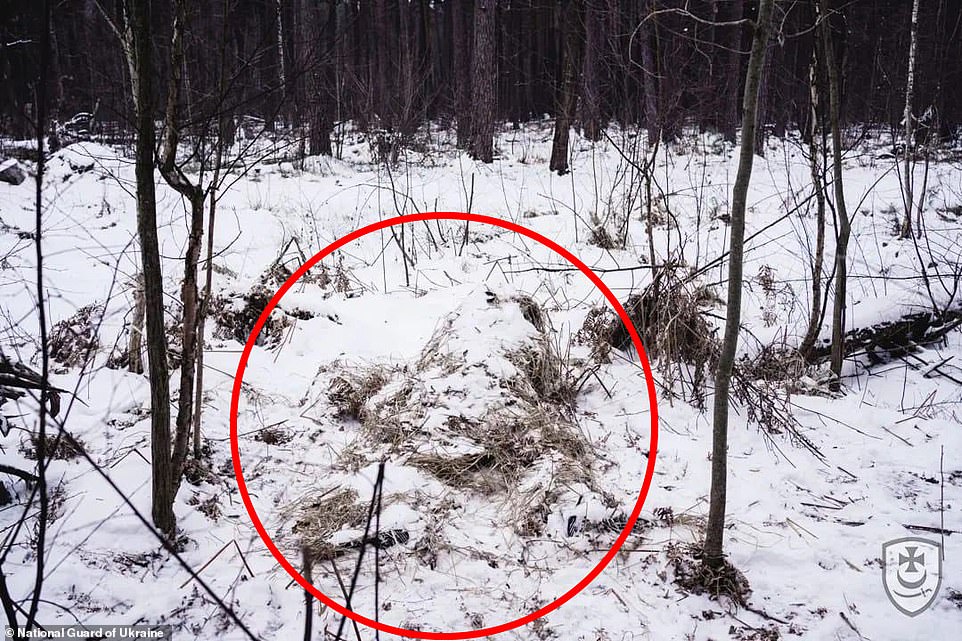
left=882, top=537, right=943, bottom=616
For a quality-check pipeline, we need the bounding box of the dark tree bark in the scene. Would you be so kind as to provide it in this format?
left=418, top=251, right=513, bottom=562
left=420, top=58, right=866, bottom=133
left=156, top=0, right=206, bottom=500
left=800, top=42, right=828, bottom=359
left=720, top=0, right=744, bottom=142
left=638, top=0, right=659, bottom=144
left=550, top=0, right=584, bottom=174
left=822, top=0, right=851, bottom=391
left=703, top=0, right=775, bottom=569
left=451, top=0, right=472, bottom=148
left=579, top=0, right=605, bottom=141
left=302, top=0, right=333, bottom=156
left=468, top=0, right=497, bottom=163
left=373, top=0, right=393, bottom=127
left=125, top=0, right=175, bottom=538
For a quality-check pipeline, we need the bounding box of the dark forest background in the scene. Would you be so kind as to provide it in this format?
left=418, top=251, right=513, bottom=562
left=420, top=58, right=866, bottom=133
left=2, top=0, right=961, bottom=156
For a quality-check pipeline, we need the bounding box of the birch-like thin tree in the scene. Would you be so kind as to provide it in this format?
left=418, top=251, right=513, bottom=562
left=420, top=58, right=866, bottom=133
left=822, top=0, right=851, bottom=392
left=900, top=0, right=921, bottom=239
left=703, top=0, right=774, bottom=569
left=122, top=0, right=176, bottom=537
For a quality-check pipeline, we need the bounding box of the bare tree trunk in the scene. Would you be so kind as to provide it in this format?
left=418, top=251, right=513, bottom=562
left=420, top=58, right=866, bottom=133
left=638, top=0, right=659, bottom=145
left=451, top=0, right=472, bottom=148
left=550, top=0, right=584, bottom=174
left=703, top=0, right=774, bottom=569
left=580, top=0, right=604, bottom=141
left=900, top=0, right=921, bottom=239
left=193, top=140, right=224, bottom=459
left=157, top=0, right=206, bottom=494
left=822, top=0, right=851, bottom=392
left=275, top=0, right=287, bottom=128
left=125, top=0, right=175, bottom=538
left=753, top=37, right=775, bottom=157
left=373, top=0, right=393, bottom=127
left=127, top=273, right=145, bottom=374
left=800, top=43, right=827, bottom=358
left=302, top=0, right=333, bottom=156
left=469, top=0, right=497, bottom=163
left=719, top=0, right=743, bottom=142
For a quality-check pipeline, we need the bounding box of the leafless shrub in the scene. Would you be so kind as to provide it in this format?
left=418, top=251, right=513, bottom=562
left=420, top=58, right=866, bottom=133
left=588, top=269, right=720, bottom=405
left=755, top=264, right=795, bottom=327
left=588, top=219, right=619, bottom=250
left=730, top=362, right=822, bottom=459
left=738, top=342, right=807, bottom=384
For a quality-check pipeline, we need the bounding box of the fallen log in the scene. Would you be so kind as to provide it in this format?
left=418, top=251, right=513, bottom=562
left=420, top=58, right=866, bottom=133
left=808, top=309, right=962, bottom=366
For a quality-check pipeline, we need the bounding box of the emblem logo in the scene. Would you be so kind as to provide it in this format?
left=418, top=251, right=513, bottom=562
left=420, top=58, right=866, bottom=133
left=882, top=537, right=942, bottom=616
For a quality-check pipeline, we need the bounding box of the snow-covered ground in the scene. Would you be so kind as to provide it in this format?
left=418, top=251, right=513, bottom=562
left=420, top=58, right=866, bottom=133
left=2, top=126, right=961, bottom=640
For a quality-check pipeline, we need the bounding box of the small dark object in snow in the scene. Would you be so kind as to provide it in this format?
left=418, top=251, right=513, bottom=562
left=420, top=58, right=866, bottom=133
left=946, top=588, right=962, bottom=609
left=0, top=159, right=26, bottom=185
left=338, top=528, right=410, bottom=553
left=254, top=425, right=292, bottom=445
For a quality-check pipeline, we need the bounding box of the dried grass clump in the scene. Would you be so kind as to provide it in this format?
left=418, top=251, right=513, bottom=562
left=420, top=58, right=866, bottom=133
left=511, top=294, right=547, bottom=333
left=327, top=369, right=389, bottom=421
left=610, top=272, right=719, bottom=366
left=289, top=488, right=368, bottom=560
left=209, top=284, right=292, bottom=347
left=586, top=269, right=719, bottom=405
left=507, top=337, right=592, bottom=408
left=411, top=404, right=592, bottom=497
left=411, top=413, right=540, bottom=494
left=21, top=433, right=85, bottom=461
left=589, top=223, right=619, bottom=250
left=410, top=451, right=507, bottom=493
left=361, top=379, right=425, bottom=446
left=739, top=343, right=807, bottom=384
left=415, top=318, right=461, bottom=374
left=514, top=489, right=559, bottom=537
left=50, top=304, right=102, bottom=368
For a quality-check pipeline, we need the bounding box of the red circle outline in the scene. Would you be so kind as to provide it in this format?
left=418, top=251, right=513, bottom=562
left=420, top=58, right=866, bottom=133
left=230, top=212, right=659, bottom=639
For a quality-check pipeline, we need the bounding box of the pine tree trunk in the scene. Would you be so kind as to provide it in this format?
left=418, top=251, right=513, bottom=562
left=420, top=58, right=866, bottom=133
left=469, top=0, right=497, bottom=163
left=452, top=0, right=472, bottom=148
left=703, top=0, right=774, bottom=569
left=579, top=0, right=604, bottom=141
left=638, top=1, right=659, bottom=145
left=550, top=0, right=584, bottom=174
